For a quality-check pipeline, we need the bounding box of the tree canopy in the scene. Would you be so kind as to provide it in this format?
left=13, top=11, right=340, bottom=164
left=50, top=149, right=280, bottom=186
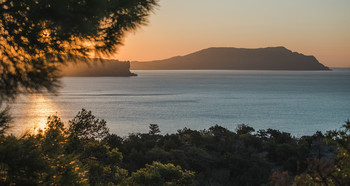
left=2, top=109, right=349, bottom=185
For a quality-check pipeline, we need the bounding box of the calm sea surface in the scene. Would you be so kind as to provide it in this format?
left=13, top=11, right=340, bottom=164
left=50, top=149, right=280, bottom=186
left=9, top=69, right=350, bottom=137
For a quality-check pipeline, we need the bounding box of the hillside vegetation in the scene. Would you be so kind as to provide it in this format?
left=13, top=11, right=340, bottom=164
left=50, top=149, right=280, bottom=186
left=1, top=109, right=349, bottom=185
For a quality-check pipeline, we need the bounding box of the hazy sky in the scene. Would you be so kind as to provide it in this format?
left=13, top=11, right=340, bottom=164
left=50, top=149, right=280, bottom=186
left=116, top=0, right=350, bottom=67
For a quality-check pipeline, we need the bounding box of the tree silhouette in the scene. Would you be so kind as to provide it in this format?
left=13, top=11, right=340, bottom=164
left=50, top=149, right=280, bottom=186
left=68, top=108, right=109, bottom=140
left=149, top=124, right=160, bottom=135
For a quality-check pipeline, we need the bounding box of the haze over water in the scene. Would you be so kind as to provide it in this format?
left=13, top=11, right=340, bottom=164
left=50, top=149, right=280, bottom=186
left=10, top=69, right=350, bottom=137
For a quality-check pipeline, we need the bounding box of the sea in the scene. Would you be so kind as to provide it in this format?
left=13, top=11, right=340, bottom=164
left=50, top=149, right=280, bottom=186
left=9, top=69, right=350, bottom=137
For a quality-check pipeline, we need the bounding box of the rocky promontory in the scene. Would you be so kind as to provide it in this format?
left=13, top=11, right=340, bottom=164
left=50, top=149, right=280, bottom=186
left=61, top=60, right=137, bottom=77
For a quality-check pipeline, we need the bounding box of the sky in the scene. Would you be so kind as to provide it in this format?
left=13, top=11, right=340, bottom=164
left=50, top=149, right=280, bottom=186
left=116, top=0, right=350, bottom=67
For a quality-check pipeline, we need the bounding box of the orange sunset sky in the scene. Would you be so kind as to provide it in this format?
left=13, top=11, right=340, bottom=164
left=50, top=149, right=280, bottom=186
left=116, top=0, right=350, bottom=67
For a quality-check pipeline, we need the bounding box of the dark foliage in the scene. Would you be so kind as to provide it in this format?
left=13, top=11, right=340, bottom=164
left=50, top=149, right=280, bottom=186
left=1, top=111, right=349, bottom=185
left=0, top=110, right=194, bottom=185
left=108, top=123, right=342, bottom=185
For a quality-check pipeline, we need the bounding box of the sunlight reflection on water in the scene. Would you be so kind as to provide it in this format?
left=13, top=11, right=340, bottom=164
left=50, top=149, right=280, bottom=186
left=9, top=94, right=60, bottom=136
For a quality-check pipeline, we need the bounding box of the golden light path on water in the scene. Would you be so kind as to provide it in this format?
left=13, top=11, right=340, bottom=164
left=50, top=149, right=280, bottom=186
left=9, top=94, right=60, bottom=136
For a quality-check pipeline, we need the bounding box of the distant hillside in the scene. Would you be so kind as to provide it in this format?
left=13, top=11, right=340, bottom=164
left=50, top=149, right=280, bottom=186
left=61, top=60, right=137, bottom=77
left=131, top=47, right=330, bottom=70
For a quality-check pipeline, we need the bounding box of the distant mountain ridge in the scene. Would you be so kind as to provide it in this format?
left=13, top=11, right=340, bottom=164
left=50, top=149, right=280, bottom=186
left=131, top=47, right=330, bottom=70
